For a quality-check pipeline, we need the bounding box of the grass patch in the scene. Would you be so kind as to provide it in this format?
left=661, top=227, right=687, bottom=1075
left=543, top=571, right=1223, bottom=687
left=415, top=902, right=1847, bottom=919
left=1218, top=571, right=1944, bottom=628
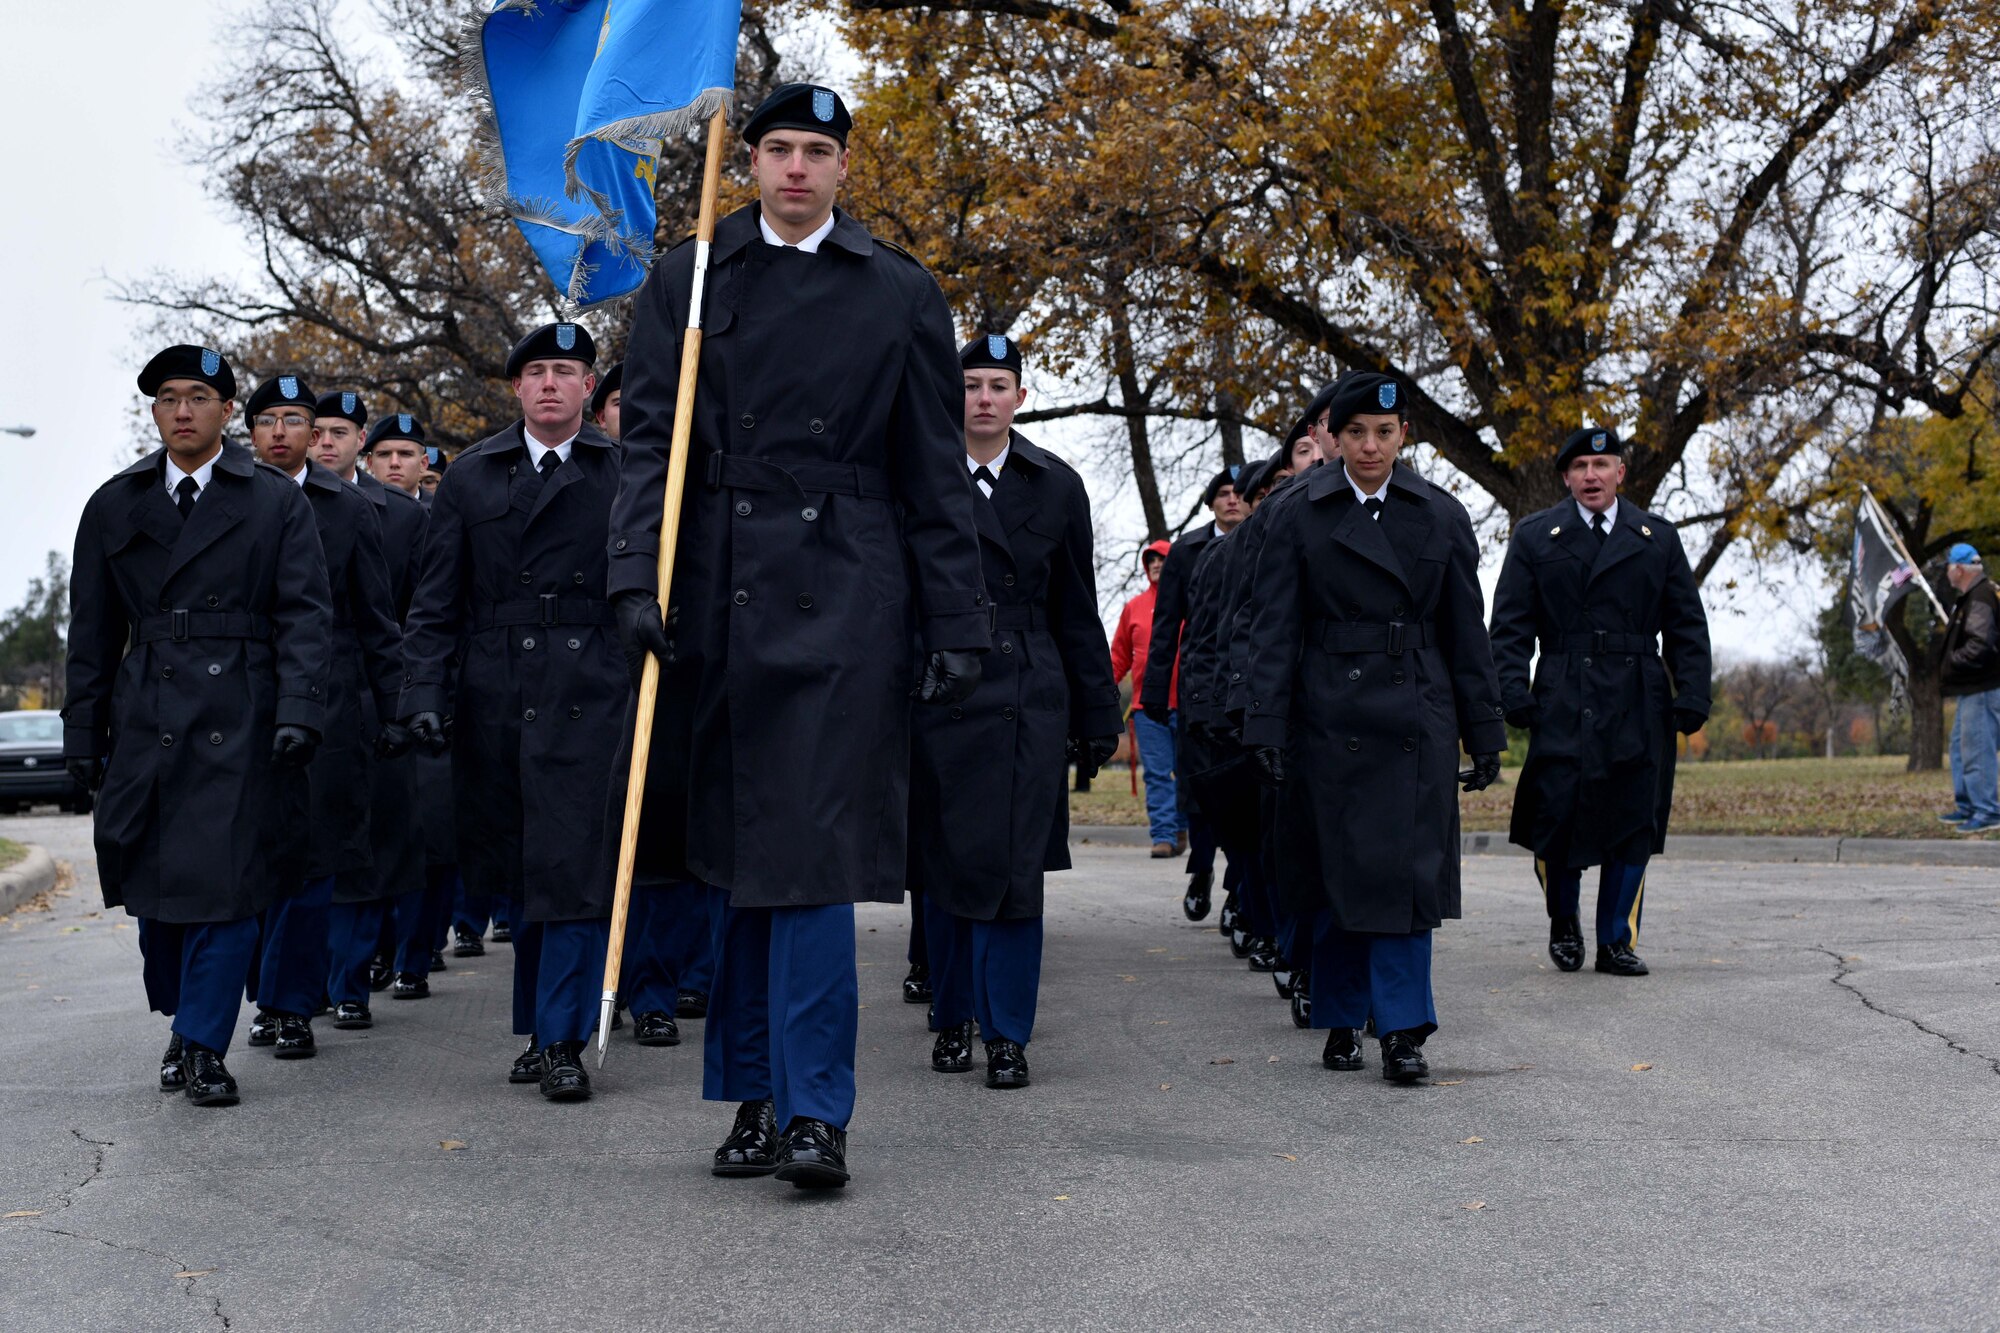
left=1075, top=755, right=1959, bottom=839
left=0, top=838, right=24, bottom=871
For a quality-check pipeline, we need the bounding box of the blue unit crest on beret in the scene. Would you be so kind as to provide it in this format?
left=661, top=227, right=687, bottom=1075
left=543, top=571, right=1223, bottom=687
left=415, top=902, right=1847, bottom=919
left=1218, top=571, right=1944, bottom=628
left=200, top=349, right=221, bottom=376
left=556, top=323, right=577, bottom=351
left=813, top=88, right=836, bottom=122
left=1377, top=382, right=1397, bottom=410
left=398, top=413, right=413, bottom=433
left=341, top=392, right=357, bottom=415
left=987, top=334, right=1008, bottom=361
left=1591, top=432, right=1607, bottom=452
left=279, top=375, right=299, bottom=399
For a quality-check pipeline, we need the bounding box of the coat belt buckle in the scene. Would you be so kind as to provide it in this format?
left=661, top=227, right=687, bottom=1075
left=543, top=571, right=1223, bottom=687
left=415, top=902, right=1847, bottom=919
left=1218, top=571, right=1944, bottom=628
left=171, top=608, right=189, bottom=642
left=1591, top=629, right=1607, bottom=655
left=539, top=593, right=558, bottom=627
left=1386, top=621, right=1405, bottom=656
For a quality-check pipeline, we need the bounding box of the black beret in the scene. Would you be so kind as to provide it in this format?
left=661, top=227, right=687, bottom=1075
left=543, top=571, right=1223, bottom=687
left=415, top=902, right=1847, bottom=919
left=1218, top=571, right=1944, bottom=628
left=426, top=447, right=450, bottom=471
left=960, top=333, right=1024, bottom=378
left=1556, top=425, right=1623, bottom=472
left=590, top=361, right=624, bottom=417
left=313, top=390, right=366, bottom=428
left=138, top=344, right=235, bottom=400
left=1304, top=380, right=1339, bottom=426
left=1240, top=453, right=1286, bottom=503
left=244, top=373, right=317, bottom=419
left=1202, top=464, right=1245, bottom=506
left=363, top=412, right=426, bottom=454
left=743, top=82, right=852, bottom=146
left=505, top=322, right=596, bottom=377
left=1324, top=372, right=1409, bottom=435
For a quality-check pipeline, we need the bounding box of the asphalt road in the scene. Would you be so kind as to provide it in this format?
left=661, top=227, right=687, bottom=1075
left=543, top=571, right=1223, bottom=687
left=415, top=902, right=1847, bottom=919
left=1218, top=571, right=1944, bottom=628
left=2, top=809, right=1996, bottom=1331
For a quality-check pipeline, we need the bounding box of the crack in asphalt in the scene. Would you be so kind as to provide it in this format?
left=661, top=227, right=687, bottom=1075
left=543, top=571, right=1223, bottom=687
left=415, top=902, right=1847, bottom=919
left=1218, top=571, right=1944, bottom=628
left=1813, top=946, right=2000, bottom=1076
left=49, top=1128, right=111, bottom=1213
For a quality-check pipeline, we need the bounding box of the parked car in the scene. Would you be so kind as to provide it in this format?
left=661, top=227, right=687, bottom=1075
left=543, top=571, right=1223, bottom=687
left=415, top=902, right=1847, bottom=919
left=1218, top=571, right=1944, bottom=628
left=0, top=710, right=91, bottom=814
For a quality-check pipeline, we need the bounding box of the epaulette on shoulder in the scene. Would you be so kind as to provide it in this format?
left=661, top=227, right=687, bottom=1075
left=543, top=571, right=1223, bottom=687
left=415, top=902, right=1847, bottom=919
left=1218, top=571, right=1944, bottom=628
left=876, top=237, right=929, bottom=270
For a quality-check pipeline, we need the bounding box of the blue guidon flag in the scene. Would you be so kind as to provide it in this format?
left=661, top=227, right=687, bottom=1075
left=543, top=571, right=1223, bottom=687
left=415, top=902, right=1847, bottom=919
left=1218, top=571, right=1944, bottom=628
left=467, top=0, right=742, bottom=309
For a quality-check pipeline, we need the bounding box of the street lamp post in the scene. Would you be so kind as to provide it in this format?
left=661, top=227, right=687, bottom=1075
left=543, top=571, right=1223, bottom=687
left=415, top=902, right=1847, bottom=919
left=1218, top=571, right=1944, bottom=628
left=1, top=426, right=35, bottom=438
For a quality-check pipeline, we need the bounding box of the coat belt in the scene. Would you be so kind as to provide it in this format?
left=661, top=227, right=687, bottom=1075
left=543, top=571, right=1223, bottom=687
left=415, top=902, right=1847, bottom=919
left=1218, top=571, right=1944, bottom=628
left=1545, top=631, right=1657, bottom=655
left=705, top=453, right=892, bottom=500
left=134, top=611, right=273, bottom=644
left=1312, top=620, right=1433, bottom=655
left=991, top=604, right=1045, bottom=630
left=472, top=595, right=614, bottom=629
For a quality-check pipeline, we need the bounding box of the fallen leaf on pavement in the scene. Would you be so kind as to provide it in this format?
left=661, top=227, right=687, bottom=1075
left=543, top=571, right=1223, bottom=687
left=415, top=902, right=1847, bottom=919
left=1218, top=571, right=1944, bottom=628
left=1273, top=1153, right=1297, bottom=1162
left=174, top=1269, right=216, bottom=1279
left=5, top=1210, right=44, bottom=1218
left=1437, top=1079, right=1464, bottom=1086
left=1461, top=1136, right=1483, bottom=1144
left=1267, top=1056, right=1279, bottom=1063
left=1117, top=974, right=1137, bottom=982
left=440, top=1140, right=466, bottom=1151
left=1210, top=1057, right=1234, bottom=1065
left=1462, top=1201, right=1486, bottom=1211
left=1146, top=948, right=1167, bottom=954
left=1630, top=1063, right=1653, bottom=1072
left=1158, top=1083, right=1172, bottom=1091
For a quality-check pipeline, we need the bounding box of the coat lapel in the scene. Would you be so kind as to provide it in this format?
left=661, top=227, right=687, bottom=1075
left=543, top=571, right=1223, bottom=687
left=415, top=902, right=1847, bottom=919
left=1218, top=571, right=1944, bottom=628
left=163, top=448, right=252, bottom=586
left=1587, top=511, right=1647, bottom=585
left=126, top=471, right=186, bottom=556
left=528, top=426, right=615, bottom=529
left=1316, top=464, right=1410, bottom=593
left=1382, top=465, right=1435, bottom=584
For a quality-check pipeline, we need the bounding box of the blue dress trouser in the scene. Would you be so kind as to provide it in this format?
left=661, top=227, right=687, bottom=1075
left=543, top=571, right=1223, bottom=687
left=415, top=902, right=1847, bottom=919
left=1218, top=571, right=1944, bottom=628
left=139, top=915, right=260, bottom=1055
left=392, top=865, right=456, bottom=976
left=510, top=918, right=611, bottom=1044
left=453, top=884, right=514, bottom=938
left=703, top=899, right=858, bottom=1130
left=1310, top=923, right=1437, bottom=1040
left=253, top=875, right=334, bottom=1016
left=326, top=889, right=386, bottom=1006
left=1132, top=708, right=1184, bottom=844
left=925, top=909, right=1044, bottom=1046
left=624, top=876, right=718, bottom=1015
left=1536, top=858, right=1650, bottom=949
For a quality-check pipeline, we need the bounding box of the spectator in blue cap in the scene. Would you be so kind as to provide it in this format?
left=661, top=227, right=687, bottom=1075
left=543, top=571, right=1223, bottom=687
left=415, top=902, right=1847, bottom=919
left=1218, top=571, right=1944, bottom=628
left=1938, top=543, right=2000, bottom=831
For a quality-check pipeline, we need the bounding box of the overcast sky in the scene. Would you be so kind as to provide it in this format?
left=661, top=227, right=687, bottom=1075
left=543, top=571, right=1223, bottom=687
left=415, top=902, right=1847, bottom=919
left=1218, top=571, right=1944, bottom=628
left=0, top=1, right=1806, bottom=657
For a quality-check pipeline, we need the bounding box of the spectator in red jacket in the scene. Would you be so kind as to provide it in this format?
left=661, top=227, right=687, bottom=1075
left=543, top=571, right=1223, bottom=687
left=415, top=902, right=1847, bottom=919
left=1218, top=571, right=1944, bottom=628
left=1113, top=539, right=1183, bottom=856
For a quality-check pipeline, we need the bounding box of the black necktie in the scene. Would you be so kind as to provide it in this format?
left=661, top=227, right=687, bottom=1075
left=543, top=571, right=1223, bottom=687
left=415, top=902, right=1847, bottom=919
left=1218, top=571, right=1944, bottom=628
left=175, top=476, right=199, bottom=521
left=1363, top=497, right=1384, bottom=522
left=973, top=466, right=998, bottom=498
left=1591, top=512, right=1607, bottom=543
left=537, top=449, right=561, bottom=483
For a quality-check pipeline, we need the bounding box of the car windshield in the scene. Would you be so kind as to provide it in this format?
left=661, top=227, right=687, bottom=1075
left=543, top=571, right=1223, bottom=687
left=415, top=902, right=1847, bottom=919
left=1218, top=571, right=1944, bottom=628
left=0, top=714, right=61, bottom=744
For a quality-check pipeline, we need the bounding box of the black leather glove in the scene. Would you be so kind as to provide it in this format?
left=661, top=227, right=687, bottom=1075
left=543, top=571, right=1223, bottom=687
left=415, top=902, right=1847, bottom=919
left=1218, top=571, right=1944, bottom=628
left=373, top=720, right=414, bottom=759
left=1252, top=745, right=1286, bottom=784
left=272, top=724, right=320, bottom=769
left=1504, top=705, right=1538, bottom=729
left=406, top=711, right=449, bottom=756
left=613, top=589, right=673, bottom=666
left=913, top=650, right=982, bottom=705
left=1673, top=708, right=1706, bottom=736
left=1067, top=735, right=1120, bottom=780
left=66, top=756, right=103, bottom=793
left=1461, top=752, right=1502, bottom=792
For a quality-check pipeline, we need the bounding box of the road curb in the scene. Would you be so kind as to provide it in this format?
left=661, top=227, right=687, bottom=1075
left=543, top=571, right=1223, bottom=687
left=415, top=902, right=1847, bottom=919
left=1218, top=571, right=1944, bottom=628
left=0, top=845, right=57, bottom=916
left=1072, top=825, right=2000, bottom=867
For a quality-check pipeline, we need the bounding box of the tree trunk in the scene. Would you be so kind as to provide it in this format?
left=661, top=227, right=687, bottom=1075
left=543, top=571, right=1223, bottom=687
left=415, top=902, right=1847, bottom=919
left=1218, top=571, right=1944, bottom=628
left=1886, top=605, right=1945, bottom=770
left=1212, top=312, right=1244, bottom=469
left=1107, top=287, right=1167, bottom=539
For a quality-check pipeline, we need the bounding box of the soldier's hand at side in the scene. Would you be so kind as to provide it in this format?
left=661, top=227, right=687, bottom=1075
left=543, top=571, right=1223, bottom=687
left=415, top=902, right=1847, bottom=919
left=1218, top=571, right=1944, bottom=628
left=374, top=720, right=414, bottom=759
left=1504, top=705, right=1538, bottom=729
left=405, top=711, right=449, bottom=756
left=613, top=590, right=673, bottom=665
left=1461, top=752, right=1501, bottom=792
left=1673, top=708, right=1706, bottom=736
left=914, top=650, right=982, bottom=705
left=65, top=757, right=103, bottom=793
left=1069, top=734, right=1119, bottom=780
left=1252, top=745, right=1286, bottom=785
left=272, top=725, right=320, bottom=769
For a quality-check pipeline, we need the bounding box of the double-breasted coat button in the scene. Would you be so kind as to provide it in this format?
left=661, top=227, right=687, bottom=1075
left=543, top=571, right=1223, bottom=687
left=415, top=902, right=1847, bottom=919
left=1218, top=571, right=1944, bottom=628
left=1230, top=672, right=1242, bottom=682
left=1346, top=737, right=1359, bottom=751
left=1392, top=671, right=1405, bottom=684
left=567, top=638, right=581, bottom=650
left=1584, top=656, right=1593, bottom=667
left=573, top=572, right=585, bottom=584
left=1002, top=574, right=1015, bottom=587
left=1626, top=656, right=1636, bottom=666
left=161, top=666, right=174, bottom=679
left=797, top=594, right=813, bottom=609
left=736, top=501, right=753, bottom=516
left=161, top=734, right=174, bottom=747
left=1347, top=668, right=1360, bottom=681
left=615, top=538, right=628, bottom=550
left=209, top=732, right=223, bottom=745
left=949, top=706, right=963, bottom=720
left=519, top=571, right=533, bottom=584
left=1403, top=738, right=1415, bottom=752
left=974, top=594, right=985, bottom=606
left=1583, top=708, right=1594, bottom=719
left=207, top=663, right=221, bottom=675
left=801, top=507, right=819, bottom=522
left=522, top=637, right=535, bottom=650
left=206, top=594, right=219, bottom=607
left=1002, top=707, right=1016, bottom=721
left=999, top=641, right=1013, bottom=654
left=569, top=706, right=582, bottom=718
left=733, top=590, right=750, bottom=605
left=523, top=708, right=536, bottom=721
left=809, top=418, right=825, bottom=434
left=1392, top=603, right=1406, bottom=617
left=740, top=413, right=755, bottom=429
left=310, top=686, right=320, bottom=697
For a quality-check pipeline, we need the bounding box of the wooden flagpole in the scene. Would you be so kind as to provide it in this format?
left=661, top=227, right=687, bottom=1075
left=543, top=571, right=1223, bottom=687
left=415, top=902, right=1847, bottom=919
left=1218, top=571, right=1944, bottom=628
left=598, top=107, right=728, bottom=1067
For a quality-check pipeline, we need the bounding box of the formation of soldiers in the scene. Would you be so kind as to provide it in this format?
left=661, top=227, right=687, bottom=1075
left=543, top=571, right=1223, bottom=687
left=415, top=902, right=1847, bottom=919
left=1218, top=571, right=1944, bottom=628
left=60, top=82, right=1711, bottom=1195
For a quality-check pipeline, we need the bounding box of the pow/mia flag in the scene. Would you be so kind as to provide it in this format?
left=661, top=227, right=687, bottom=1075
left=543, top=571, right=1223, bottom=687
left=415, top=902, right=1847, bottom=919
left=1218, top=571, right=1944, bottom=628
left=1849, top=488, right=1924, bottom=676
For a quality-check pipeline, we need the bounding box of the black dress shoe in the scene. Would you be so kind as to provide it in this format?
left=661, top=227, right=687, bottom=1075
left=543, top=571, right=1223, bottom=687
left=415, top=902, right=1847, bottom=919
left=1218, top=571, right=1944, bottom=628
left=490, top=921, right=513, bottom=944
left=391, top=973, right=430, bottom=1000
left=333, top=1001, right=372, bottom=1029
left=1322, top=1027, right=1364, bottom=1071
left=430, top=949, right=447, bottom=971
left=985, top=1039, right=1031, bottom=1090
left=634, top=1011, right=681, bottom=1046
left=712, top=1099, right=779, bottom=1177
left=1183, top=870, right=1214, bottom=922
left=1290, top=970, right=1312, bottom=1029
left=902, top=962, right=932, bottom=1003
left=1549, top=915, right=1586, bottom=972
left=452, top=929, right=485, bottom=958
left=773, top=1117, right=850, bottom=1189
left=160, top=1034, right=187, bottom=1091
left=1272, top=965, right=1296, bottom=999
left=247, top=1009, right=278, bottom=1047
left=1380, top=1030, right=1429, bottom=1084
left=1217, top=891, right=1241, bottom=936
left=508, top=1037, right=542, bottom=1084
left=1595, top=943, right=1650, bottom=976
left=675, top=989, right=709, bottom=1019
left=273, top=1013, right=316, bottom=1059
left=184, top=1044, right=240, bottom=1106
left=366, top=955, right=393, bottom=992
left=1228, top=926, right=1252, bottom=960
left=1247, top=939, right=1281, bottom=973
left=931, top=1020, right=974, bottom=1073
left=538, top=1041, right=592, bottom=1101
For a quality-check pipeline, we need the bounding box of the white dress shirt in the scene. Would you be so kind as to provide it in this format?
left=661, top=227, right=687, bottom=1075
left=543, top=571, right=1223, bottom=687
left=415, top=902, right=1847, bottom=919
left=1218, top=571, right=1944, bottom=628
left=525, top=430, right=577, bottom=472
left=1349, top=474, right=1389, bottom=517
left=164, top=450, right=219, bottom=499
left=759, top=211, right=838, bottom=253
left=1577, top=496, right=1619, bottom=533
left=968, top=443, right=1011, bottom=498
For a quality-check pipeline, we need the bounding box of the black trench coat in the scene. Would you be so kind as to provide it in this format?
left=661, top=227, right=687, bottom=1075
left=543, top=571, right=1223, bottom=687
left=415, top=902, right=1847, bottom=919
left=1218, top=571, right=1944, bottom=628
left=610, top=204, right=990, bottom=909
left=1243, top=462, right=1507, bottom=931
left=1488, top=500, right=1711, bottom=867
left=909, top=435, right=1122, bottom=920
left=63, top=444, right=333, bottom=924
left=355, top=471, right=427, bottom=901
left=299, top=461, right=403, bottom=893
left=401, top=422, right=629, bottom=920
left=1139, top=523, right=1218, bottom=716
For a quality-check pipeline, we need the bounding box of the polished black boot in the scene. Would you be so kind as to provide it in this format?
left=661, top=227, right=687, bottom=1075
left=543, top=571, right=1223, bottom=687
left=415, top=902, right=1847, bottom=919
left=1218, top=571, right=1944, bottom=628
left=1549, top=915, right=1586, bottom=972
left=1183, top=870, right=1214, bottom=922
left=675, top=989, right=709, bottom=1019
left=1321, top=1027, right=1364, bottom=1071
left=184, top=1044, right=240, bottom=1106
left=902, top=962, right=932, bottom=1004
left=634, top=1011, right=681, bottom=1046
left=773, top=1117, right=850, bottom=1189
left=390, top=972, right=430, bottom=1000
left=508, top=1036, right=543, bottom=1084
left=246, top=1008, right=278, bottom=1047
left=931, top=1020, right=974, bottom=1073
left=366, top=954, right=393, bottom=992
left=1380, top=1030, right=1430, bottom=1084
left=490, top=921, right=513, bottom=944
left=1595, top=943, right=1650, bottom=976
left=273, top=1013, right=316, bottom=1059
left=452, top=928, right=484, bottom=958
left=1290, top=969, right=1312, bottom=1029
left=538, top=1041, right=591, bottom=1101
left=332, top=1001, right=372, bottom=1029
left=712, top=1099, right=780, bottom=1177
left=985, top=1039, right=1031, bottom=1090
left=160, top=1033, right=187, bottom=1091
left=1247, top=938, right=1281, bottom=973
